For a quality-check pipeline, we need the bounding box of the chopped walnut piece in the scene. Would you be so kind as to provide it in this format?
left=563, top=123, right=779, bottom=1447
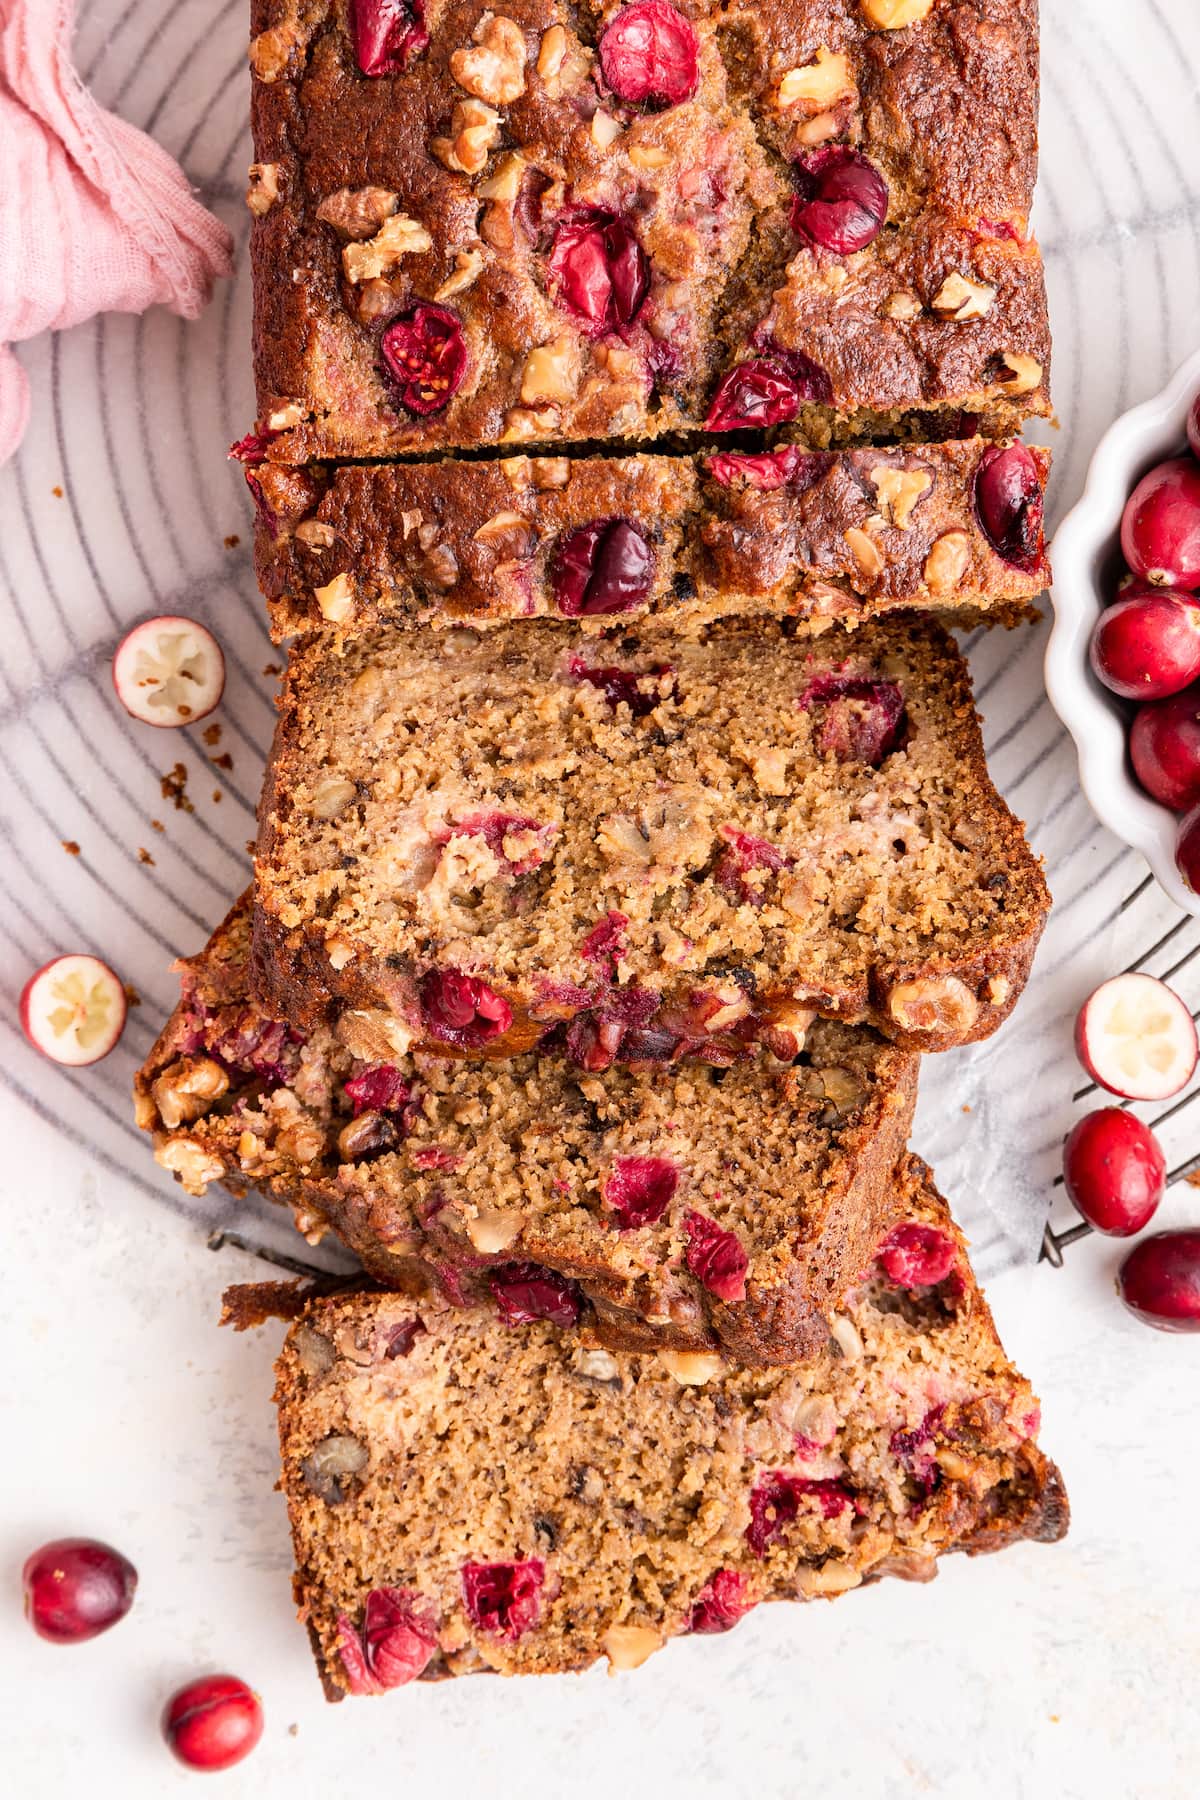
left=887, top=975, right=979, bottom=1037
left=521, top=334, right=579, bottom=405
left=294, top=519, right=337, bottom=551
left=465, top=1208, right=524, bottom=1253
left=845, top=525, right=885, bottom=581
left=312, top=777, right=357, bottom=819
left=313, top=573, right=356, bottom=623
left=155, top=1136, right=224, bottom=1194
left=591, top=110, right=623, bottom=149
left=431, top=99, right=502, bottom=175
left=603, top=1625, right=663, bottom=1672
left=931, top=272, right=996, bottom=321
left=500, top=406, right=559, bottom=442
left=871, top=465, right=932, bottom=529
left=537, top=23, right=567, bottom=78
left=434, top=248, right=485, bottom=301
left=659, top=1352, right=725, bottom=1386
left=628, top=144, right=670, bottom=171
left=342, top=214, right=432, bottom=284
left=152, top=1057, right=229, bottom=1131
left=450, top=13, right=527, bottom=107
left=473, top=510, right=532, bottom=550
left=267, top=401, right=304, bottom=432
left=530, top=457, right=570, bottom=489
left=777, top=47, right=855, bottom=109
left=924, top=530, right=971, bottom=594
left=861, top=0, right=933, bottom=25
left=315, top=186, right=398, bottom=240
left=245, top=163, right=280, bottom=216
left=423, top=543, right=461, bottom=589
left=882, top=291, right=922, bottom=321
left=794, top=1562, right=862, bottom=1597
left=248, top=24, right=300, bottom=82
left=477, top=151, right=526, bottom=202
left=998, top=352, right=1043, bottom=393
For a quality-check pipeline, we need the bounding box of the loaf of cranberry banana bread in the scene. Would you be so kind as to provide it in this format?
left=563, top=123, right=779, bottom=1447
left=246, top=1154, right=1066, bottom=1695
left=244, top=0, right=1048, bottom=461
left=253, top=439, right=1049, bottom=641
left=252, top=615, right=1050, bottom=1057
left=138, top=894, right=917, bottom=1364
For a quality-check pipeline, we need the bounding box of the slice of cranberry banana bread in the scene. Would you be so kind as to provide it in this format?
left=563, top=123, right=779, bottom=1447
left=249, top=1153, right=1066, bottom=1696
left=252, top=615, right=1050, bottom=1058
left=253, top=439, right=1049, bottom=642
left=137, top=895, right=917, bottom=1365
left=244, top=0, right=1047, bottom=461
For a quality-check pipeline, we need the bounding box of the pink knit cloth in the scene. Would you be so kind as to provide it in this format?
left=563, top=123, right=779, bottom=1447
left=0, top=0, right=234, bottom=463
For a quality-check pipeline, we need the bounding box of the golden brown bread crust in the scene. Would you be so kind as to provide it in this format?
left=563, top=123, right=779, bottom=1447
left=261, top=1152, right=1067, bottom=1695
left=251, top=614, right=1051, bottom=1056
left=246, top=0, right=1048, bottom=459
left=253, top=439, right=1049, bottom=641
left=140, top=894, right=920, bottom=1365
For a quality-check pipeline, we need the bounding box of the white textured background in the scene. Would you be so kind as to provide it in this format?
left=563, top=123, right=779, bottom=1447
left=2, top=1, right=1199, bottom=1794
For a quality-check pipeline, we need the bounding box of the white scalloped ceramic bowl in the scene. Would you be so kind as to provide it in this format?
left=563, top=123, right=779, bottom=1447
left=1046, top=346, right=1200, bottom=916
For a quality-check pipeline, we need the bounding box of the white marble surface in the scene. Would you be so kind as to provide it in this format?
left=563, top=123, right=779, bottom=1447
left=2, top=1, right=1200, bottom=1794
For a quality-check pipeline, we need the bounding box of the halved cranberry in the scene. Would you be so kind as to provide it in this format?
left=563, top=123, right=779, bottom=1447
left=683, top=1210, right=748, bottom=1302
left=800, top=674, right=906, bottom=765
left=706, top=446, right=830, bottom=492
left=349, top=0, right=429, bottom=76
left=687, top=1568, right=753, bottom=1634
left=490, top=1263, right=582, bottom=1328
left=604, top=1154, right=679, bottom=1229
left=581, top=911, right=629, bottom=970
left=420, top=970, right=512, bottom=1047
left=877, top=1222, right=958, bottom=1287
left=228, top=429, right=272, bottom=464
left=790, top=148, right=888, bottom=255
left=441, top=809, right=553, bottom=875
left=336, top=1587, right=438, bottom=1695
left=23, top=1538, right=137, bottom=1643
left=714, top=827, right=787, bottom=906
left=974, top=443, right=1045, bottom=572
left=568, top=652, right=672, bottom=715
left=746, top=1473, right=852, bottom=1556
left=380, top=304, right=466, bottom=415
left=553, top=519, right=655, bottom=617
left=705, top=351, right=831, bottom=431
left=344, top=1063, right=411, bottom=1116
left=461, top=1559, right=544, bottom=1640
left=548, top=210, right=649, bottom=334
left=598, top=0, right=699, bottom=110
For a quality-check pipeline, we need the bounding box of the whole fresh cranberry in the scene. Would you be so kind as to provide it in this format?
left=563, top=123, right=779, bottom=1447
left=420, top=969, right=513, bottom=1046
left=380, top=304, right=466, bottom=415
left=1062, top=1109, right=1165, bottom=1237
left=604, top=1155, right=679, bottom=1228
left=350, top=0, right=429, bottom=75
left=547, top=211, right=649, bottom=334
left=552, top=518, right=655, bottom=616
left=687, top=1569, right=753, bottom=1634
left=790, top=148, right=888, bottom=255
left=490, top=1263, right=582, bottom=1328
left=22, top=1538, right=137, bottom=1643
left=1117, top=1230, right=1200, bottom=1331
left=336, top=1587, right=438, bottom=1693
left=706, top=446, right=829, bottom=492
left=1189, top=392, right=1200, bottom=461
left=800, top=674, right=906, bottom=766
left=461, top=1559, right=544, bottom=1639
left=1176, top=801, right=1200, bottom=893
left=705, top=351, right=830, bottom=432
left=1129, top=685, right=1200, bottom=811
left=598, top=0, right=699, bottom=109
left=974, top=444, right=1045, bottom=571
left=876, top=1222, right=958, bottom=1287
left=162, top=1675, right=263, bottom=1771
left=682, top=1210, right=748, bottom=1302
left=1090, top=589, right=1200, bottom=700
left=1121, top=457, right=1200, bottom=589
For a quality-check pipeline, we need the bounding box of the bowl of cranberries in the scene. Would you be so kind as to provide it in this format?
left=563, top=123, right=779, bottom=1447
left=1047, top=345, right=1200, bottom=913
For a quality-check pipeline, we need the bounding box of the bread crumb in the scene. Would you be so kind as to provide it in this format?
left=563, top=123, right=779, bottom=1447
left=263, top=661, right=282, bottom=677
left=213, top=789, right=223, bottom=803
left=151, top=818, right=165, bottom=834
left=161, top=764, right=194, bottom=813
left=961, top=1103, right=971, bottom=1113
left=203, top=723, right=223, bottom=746
left=211, top=751, right=234, bottom=771
left=224, top=534, right=241, bottom=549
left=1186, top=1169, right=1200, bottom=1188
left=123, top=983, right=142, bottom=1008
left=138, top=847, right=155, bottom=865
left=52, top=485, right=63, bottom=498
left=61, top=839, right=80, bottom=856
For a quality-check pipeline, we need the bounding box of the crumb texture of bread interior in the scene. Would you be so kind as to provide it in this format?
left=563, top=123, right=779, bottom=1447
left=137, top=896, right=920, bottom=1365
left=271, top=1156, right=1066, bottom=1696
left=252, top=616, right=1050, bottom=1052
